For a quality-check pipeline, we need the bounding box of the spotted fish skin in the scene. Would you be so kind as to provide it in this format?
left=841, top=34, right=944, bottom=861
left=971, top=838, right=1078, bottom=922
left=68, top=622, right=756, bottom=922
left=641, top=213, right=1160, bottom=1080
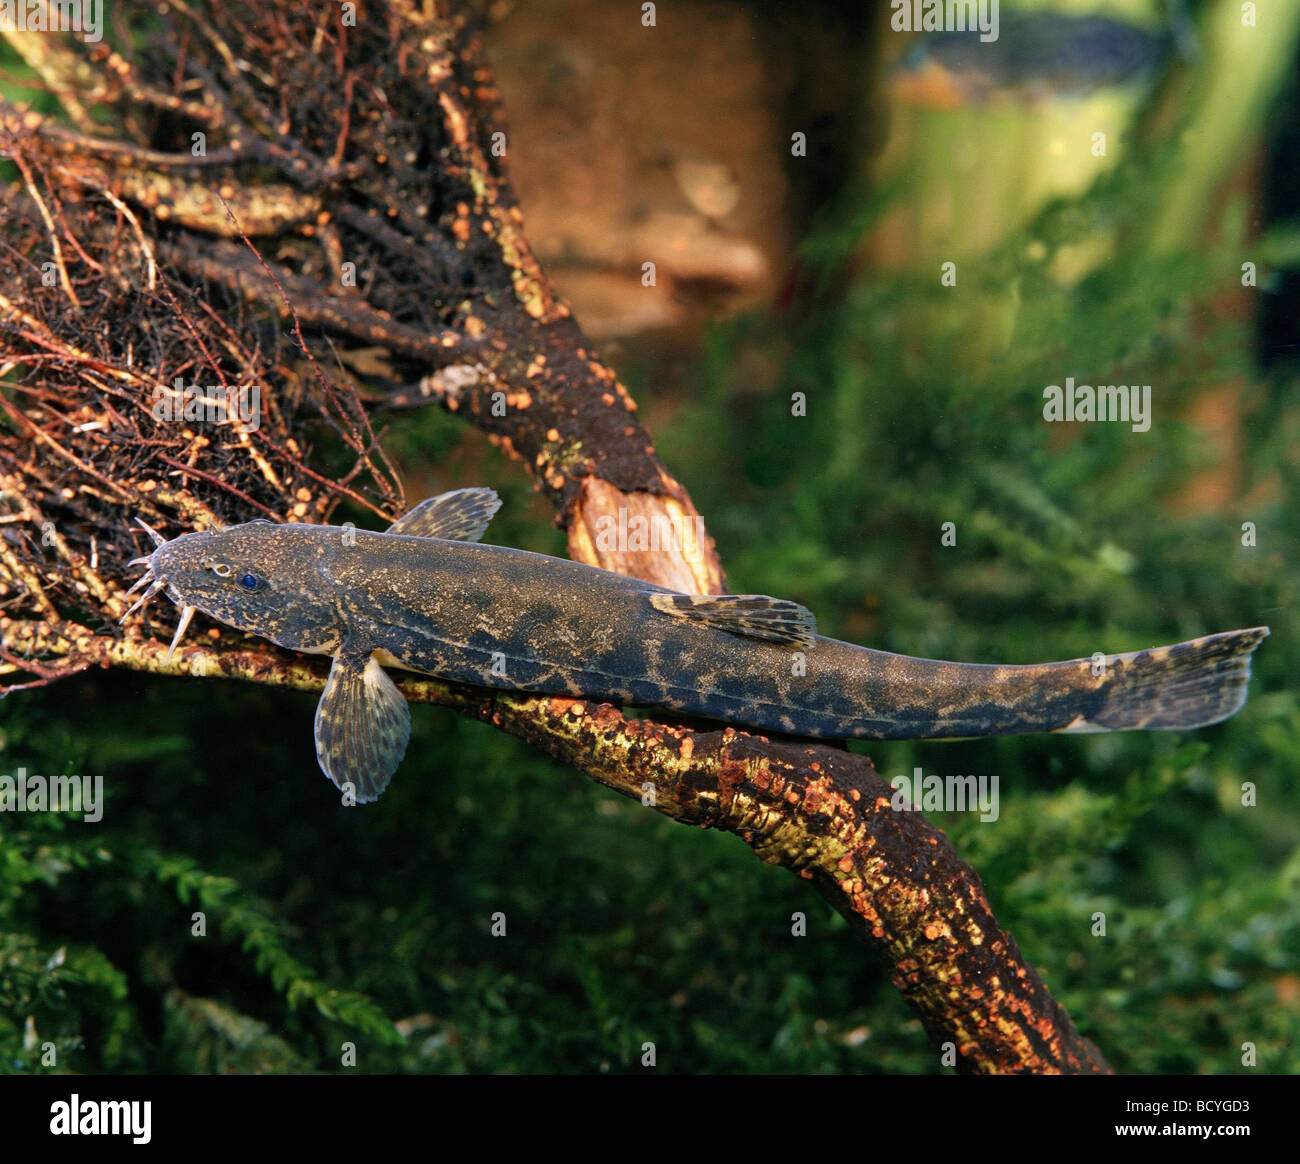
left=126, top=489, right=1269, bottom=802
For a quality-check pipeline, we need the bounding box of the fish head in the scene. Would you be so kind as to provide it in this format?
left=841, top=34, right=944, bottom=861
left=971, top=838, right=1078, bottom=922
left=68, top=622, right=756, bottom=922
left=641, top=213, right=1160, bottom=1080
left=123, top=519, right=345, bottom=660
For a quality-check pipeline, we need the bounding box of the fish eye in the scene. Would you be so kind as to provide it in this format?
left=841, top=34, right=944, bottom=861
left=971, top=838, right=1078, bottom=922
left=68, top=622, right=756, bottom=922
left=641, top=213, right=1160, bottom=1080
left=237, top=572, right=265, bottom=592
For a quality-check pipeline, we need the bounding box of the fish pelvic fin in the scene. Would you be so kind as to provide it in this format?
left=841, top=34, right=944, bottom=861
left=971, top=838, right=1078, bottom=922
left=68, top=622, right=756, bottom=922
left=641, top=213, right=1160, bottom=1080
left=314, top=647, right=412, bottom=804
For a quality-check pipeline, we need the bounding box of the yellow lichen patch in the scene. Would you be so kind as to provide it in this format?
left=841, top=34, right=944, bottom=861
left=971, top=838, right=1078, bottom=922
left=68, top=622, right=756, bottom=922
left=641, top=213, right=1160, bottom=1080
left=508, top=265, right=549, bottom=320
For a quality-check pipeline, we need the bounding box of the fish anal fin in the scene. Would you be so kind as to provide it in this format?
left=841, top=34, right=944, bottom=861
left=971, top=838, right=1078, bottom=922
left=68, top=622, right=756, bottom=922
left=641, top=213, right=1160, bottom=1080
left=313, top=647, right=412, bottom=803
left=385, top=487, right=502, bottom=542
left=648, top=592, right=817, bottom=647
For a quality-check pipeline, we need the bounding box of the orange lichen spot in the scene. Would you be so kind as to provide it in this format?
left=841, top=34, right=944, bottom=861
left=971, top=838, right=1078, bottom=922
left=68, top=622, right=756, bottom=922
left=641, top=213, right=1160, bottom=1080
left=296, top=487, right=311, bottom=502
left=138, top=479, right=157, bottom=493
left=505, top=390, right=532, bottom=409
left=292, top=502, right=308, bottom=517
left=680, top=737, right=695, bottom=761
left=799, top=868, right=813, bottom=880
left=848, top=788, right=861, bottom=802
left=463, top=316, right=486, bottom=339
left=545, top=428, right=560, bottom=443
left=601, top=392, right=616, bottom=406
left=837, top=854, right=854, bottom=872
left=452, top=217, right=470, bottom=243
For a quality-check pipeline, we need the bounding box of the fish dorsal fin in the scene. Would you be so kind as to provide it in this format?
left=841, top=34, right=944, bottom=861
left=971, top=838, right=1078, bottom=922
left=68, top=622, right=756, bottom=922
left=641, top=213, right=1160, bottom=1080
left=313, top=646, right=412, bottom=804
left=647, top=593, right=817, bottom=648
left=385, top=487, right=502, bottom=542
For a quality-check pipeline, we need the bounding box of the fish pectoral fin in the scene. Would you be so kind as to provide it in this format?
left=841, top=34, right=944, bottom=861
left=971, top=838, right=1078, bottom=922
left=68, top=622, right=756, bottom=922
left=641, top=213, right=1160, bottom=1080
left=313, top=649, right=412, bottom=803
left=647, top=593, right=817, bottom=647
left=385, top=487, right=502, bottom=542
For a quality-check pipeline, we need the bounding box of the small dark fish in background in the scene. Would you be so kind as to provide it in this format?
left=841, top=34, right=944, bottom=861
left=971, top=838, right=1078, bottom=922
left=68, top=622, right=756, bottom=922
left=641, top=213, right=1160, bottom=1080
left=893, top=11, right=1194, bottom=104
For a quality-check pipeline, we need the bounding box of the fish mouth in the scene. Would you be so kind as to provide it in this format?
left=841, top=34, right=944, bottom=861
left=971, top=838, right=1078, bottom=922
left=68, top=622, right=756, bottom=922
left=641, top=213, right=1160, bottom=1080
left=119, top=517, right=197, bottom=664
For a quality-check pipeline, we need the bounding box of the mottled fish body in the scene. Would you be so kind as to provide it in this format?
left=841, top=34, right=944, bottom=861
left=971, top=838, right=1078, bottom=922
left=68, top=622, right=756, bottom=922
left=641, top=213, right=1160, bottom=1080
left=122, top=488, right=1268, bottom=802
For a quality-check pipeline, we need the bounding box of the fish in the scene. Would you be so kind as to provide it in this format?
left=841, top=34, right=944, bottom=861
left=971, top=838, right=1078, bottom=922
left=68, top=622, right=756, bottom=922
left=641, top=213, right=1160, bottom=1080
left=120, top=487, right=1269, bottom=803
left=891, top=12, right=1189, bottom=105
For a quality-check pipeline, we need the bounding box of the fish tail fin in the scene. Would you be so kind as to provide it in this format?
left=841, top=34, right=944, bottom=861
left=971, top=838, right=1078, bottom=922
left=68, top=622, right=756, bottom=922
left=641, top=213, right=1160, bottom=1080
left=1061, top=626, right=1268, bottom=733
